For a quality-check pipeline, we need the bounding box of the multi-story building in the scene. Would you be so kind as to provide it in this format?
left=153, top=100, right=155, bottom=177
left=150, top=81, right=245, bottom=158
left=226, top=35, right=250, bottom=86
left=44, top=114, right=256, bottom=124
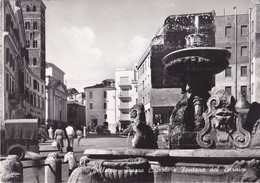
left=214, top=2, right=260, bottom=107
left=115, top=69, right=138, bottom=130
left=0, top=0, right=46, bottom=126
left=136, top=43, right=182, bottom=127
left=214, top=13, right=250, bottom=107
left=24, top=63, right=45, bottom=123
left=248, top=1, right=260, bottom=103
left=45, top=62, right=67, bottom=128
left=84, top=79, right=115, bottom=131
left=20, top=0, right=46, bottom=122
left=67, top=88, right=86, bottom=129
left=0, top=0, right=28, bottom=124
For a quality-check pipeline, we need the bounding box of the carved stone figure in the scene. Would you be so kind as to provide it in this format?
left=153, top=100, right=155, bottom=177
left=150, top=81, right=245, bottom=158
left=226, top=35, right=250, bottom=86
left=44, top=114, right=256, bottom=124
left=197, top=90, right=251, bottom=148
left=130, top=103, right=158, bottom=149
left=232, top=159, right=260, bottom=182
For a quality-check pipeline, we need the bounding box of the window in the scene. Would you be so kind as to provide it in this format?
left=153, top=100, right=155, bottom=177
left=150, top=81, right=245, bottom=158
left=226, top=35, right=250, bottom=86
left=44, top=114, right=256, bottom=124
left=89, top=91, right=93, bottom=99
left=252, top=42, right=254, bottom=55
left=225, top=86, right=232, bottom=95
left=26, top=40, right=30, bottom=47
left=225, top=26, right=232, bottom=36
left=252, top=83, right=254, bottom=95
left=33, top=57, right=37, bottom=65
left=89, top=103, right=93, bottom=109
left=120, top=77, right=129, bottom=85
left=33, top=21, right=37, bottom=30
left=241, top=66, right=247, bottom=76
left=225, top=67, right=231, bottom=77
left=38, top=96, right=40, bottom=107
left=33, top=79, right=38, bottom=90
left=104, top=103, right=107, bottom=109
left=241, top=46, right=248, bottom=56
left=104, top=114, right=107, bottom=119
left=241, top=25, right=248, bottom=36
left=103, top=91, right=107, bottom=98
left=6, top=74, right=9, bottom=91
left=241, top=86, right=247, bottom=98
left=25, top=21, right=30, bottom=29
left=33, top=40, right=37, bottom=48
left=10, top=54, right=13, bottom=68
left=33, top=5, right=36, bottom=12
left=252, top=20, right=254, bottom=33
left=42, top=97, right=45, bottom=109
left=26, top=5, right=30, bottom=12
left=252, top=62, right=254, bottom=74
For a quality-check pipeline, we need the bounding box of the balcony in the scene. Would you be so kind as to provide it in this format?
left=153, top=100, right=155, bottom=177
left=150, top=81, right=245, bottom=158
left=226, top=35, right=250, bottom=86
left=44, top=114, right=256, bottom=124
left=118, top=81, right=132, bottom=90
left=119, top=104, right=130, bottom=113
left=118, top=91, right=131, bottom=101
left=8, top=92, right=25, bottom=105
left=118, top=114, right=130, bottom=122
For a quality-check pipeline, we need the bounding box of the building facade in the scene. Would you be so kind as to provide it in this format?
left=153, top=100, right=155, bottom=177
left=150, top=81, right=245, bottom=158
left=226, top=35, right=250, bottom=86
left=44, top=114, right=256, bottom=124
left=1, top=0, right=26, bottom=123
left=84, top=79, right=115, bottom=131
left=20, top=0, right=46, bottom=122
left=67, top=88, right=86, bottom=129
left=214, top=14, right=250, bottom=107
left=115, top=69, right=138, bottom=130
left=45, top=62, right=67, bottom=128
left=250, top=2, right=260, bottom=103
left=136, top=45, right=182, bottom=127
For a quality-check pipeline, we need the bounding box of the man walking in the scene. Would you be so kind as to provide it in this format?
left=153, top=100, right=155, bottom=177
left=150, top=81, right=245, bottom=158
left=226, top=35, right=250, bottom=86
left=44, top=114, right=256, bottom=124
left=66, top=124, right=75, bottom=147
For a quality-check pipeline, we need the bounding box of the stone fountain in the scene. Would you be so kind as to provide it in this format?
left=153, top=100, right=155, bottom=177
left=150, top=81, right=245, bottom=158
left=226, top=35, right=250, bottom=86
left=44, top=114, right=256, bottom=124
left=162, top=12, right=251, bottom=149
left=77, top=12, right=260, bottom=183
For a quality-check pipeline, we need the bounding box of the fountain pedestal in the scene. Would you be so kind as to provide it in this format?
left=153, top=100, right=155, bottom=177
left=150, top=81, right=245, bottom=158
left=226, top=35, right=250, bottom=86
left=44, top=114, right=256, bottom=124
left=163, top=47, right=231, bottom=148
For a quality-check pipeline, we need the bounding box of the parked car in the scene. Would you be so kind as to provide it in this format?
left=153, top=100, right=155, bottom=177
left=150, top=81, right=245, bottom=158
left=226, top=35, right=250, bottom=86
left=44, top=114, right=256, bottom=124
left=96, top=126, right=111, bottom=135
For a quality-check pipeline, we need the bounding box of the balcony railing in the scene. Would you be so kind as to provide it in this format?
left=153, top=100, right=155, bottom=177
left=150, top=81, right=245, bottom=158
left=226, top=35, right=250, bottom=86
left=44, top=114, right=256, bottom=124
left=118, top=82, right=132, bottom=89
left=118, top=104, right=130, bottom=112
left=118, top=91, right=131, bottom=101
left=119, top=114, right=130, bottom=121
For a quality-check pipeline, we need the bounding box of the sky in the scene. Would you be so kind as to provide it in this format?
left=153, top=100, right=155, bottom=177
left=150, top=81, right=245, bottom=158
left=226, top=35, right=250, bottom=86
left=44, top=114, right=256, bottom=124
left=43, top=0, right=253, bottom=92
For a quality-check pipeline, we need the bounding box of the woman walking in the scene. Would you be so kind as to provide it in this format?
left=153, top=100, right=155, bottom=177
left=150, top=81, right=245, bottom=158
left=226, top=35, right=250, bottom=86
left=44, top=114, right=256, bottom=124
left=54, top=125, right=65, bottom=153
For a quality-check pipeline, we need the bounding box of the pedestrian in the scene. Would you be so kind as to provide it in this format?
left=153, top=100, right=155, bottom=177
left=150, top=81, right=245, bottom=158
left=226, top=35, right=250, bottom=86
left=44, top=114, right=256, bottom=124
left=153, top=125, right=159, bottom=141
left=116, top=125, right=119, bottom=136
left=83, top=126, right=87, bottom=139
left=54, top=125, right=65, bottom=153
left=64, top=146, right=77, bottom=176
left=48, top=127, right=54, bottom=140
left=66, top=124, right=75, bottom=148
left=76, top=129, right=83, bottom=146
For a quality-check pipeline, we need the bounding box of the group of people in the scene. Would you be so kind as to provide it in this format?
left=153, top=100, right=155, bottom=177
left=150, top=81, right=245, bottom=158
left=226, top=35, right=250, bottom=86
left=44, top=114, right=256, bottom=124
left=48, top=124, right=86, bottom=153
left=48, top=124, right=89, bottom=176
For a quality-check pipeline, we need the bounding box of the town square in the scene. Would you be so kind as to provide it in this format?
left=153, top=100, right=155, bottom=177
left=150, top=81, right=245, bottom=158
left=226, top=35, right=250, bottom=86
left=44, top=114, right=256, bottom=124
left=1, top=0, right=260, bottom=182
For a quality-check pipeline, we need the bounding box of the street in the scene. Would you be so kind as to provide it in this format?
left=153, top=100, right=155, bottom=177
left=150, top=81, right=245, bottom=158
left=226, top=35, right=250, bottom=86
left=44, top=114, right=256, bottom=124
left=23, top=133, right=165, bottom=183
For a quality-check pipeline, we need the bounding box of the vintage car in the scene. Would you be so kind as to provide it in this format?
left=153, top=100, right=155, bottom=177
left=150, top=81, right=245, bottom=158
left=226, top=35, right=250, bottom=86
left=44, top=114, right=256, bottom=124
left=96, top=126, right=111, bottom=135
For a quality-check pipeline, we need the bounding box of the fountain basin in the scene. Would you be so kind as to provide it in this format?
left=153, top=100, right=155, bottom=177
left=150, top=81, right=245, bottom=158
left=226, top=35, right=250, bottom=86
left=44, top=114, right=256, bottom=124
left=84, top=148, right=260, bottom=182
left=163, top=47, right=230, bottom=76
